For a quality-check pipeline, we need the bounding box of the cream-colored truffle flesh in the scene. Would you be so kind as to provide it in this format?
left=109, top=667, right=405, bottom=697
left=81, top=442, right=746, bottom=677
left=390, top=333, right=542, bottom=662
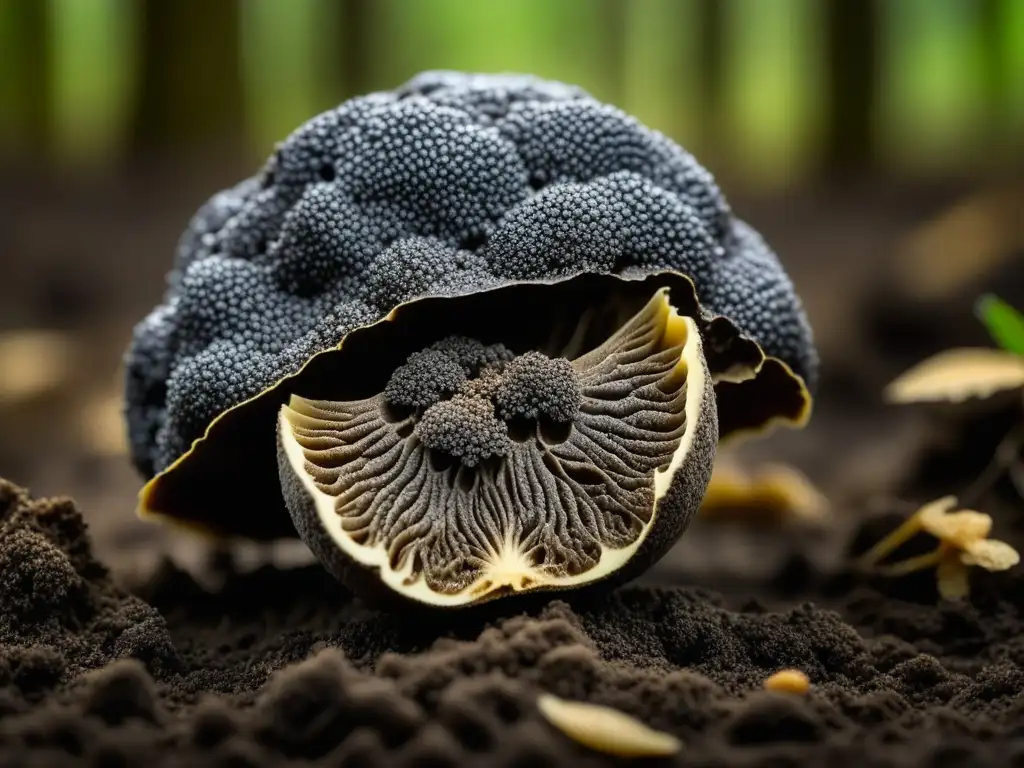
left=277, top=288, right=712, bottom=607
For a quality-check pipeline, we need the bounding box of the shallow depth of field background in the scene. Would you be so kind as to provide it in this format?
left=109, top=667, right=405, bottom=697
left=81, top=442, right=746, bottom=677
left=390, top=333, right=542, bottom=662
left=1, top=0, right=1022, bottom=568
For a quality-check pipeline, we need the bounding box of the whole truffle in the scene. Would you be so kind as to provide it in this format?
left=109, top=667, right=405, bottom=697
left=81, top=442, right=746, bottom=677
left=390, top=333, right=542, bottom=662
left=128, top=72, right=817, bottom=605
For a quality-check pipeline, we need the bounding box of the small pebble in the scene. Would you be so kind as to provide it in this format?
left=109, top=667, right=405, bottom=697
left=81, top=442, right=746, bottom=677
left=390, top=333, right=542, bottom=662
left=764, top=669, right=811, bottom=695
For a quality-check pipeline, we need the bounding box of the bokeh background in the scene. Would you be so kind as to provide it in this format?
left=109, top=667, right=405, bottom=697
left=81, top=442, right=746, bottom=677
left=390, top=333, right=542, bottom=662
left=1, top=0, right=1022, bottom=573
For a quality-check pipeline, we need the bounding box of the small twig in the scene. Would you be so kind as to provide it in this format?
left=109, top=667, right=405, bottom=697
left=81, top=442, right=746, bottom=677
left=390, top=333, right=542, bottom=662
left=856, top=512, right=923, bottom=571
left=868, top=549, right=943, bottom=577
left=1008, top=460, right=1024, bottom=500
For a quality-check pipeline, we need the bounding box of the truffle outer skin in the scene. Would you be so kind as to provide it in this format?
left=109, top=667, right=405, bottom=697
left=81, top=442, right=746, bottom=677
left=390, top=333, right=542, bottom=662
left=126, top=69, right=816, bottom=479
left=610, top=348, right=717, bottom=590
left=277, top=428, right=407, bottom=609
left=274, top=327, right=717, bottom=608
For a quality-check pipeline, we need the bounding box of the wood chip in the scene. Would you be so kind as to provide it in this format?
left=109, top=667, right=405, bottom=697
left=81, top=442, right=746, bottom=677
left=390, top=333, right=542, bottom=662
left=536, top=693, right=682, bottom=758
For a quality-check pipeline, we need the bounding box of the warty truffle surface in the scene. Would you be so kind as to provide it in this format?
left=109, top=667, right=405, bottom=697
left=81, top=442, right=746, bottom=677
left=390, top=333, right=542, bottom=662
left=125, top=70, right=816, bottom=477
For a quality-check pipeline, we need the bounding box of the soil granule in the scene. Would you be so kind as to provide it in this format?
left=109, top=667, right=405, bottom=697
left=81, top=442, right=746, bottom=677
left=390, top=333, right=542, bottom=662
left=3, top=478, right=1024, bottom=767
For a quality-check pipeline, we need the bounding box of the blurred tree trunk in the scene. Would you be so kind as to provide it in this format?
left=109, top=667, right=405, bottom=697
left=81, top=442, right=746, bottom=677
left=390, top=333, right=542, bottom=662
left=0, top=0, right=51, bottom=159
left=130, top=0, right=244, bottom=156
left=696, top=0, right=725, bottom=152
left=978, top=0, right=1013, bottom=149
left=595, top=0, right=628, bottom=107
left=821, top=0, right=879, bottom=179
left=334, top=0, right=371, bottom=99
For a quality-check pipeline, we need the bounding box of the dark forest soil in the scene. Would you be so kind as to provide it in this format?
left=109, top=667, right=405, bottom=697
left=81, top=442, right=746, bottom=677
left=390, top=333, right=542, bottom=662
left=4, top=474, right=1024, bottom=768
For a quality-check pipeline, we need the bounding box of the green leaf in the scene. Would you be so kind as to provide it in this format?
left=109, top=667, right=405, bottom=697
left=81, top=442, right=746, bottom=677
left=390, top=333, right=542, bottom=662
left=976, top=294, right=1024, bottom=355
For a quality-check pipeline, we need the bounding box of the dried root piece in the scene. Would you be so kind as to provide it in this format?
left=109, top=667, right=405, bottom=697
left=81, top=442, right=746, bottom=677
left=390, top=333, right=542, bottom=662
left=856, top=496, right=1020, bottom=600
left=698, top=459, right=829, bottom=526
left=536, top=693, right=682, bottom=758
left=763, top=669, right=811, bottom=695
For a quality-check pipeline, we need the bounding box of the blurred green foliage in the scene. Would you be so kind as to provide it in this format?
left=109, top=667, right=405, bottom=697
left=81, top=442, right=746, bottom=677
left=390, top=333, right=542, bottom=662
left=0, top=0, right=1022, bottom=187
left=977, top=295, right=1024, bottom=356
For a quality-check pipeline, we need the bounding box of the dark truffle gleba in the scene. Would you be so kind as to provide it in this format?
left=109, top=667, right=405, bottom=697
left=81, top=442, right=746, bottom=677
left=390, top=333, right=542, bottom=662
left=124, top=71, right=817, bottom=607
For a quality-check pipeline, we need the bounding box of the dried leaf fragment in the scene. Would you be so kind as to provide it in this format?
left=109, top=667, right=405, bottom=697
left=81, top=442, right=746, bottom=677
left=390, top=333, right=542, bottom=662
left=918, top=497, right=992, bottom=545
left=699, top=460, right=829, bottom=525
left=763, top=669, right=811, bottom=694
left=961, top=538, right=1020, bottom=570
left=536, top=693, right=682, bottom=758
left=0, top=330, right=73, bottom=404
left=883, top=348, right=1024, bottom=404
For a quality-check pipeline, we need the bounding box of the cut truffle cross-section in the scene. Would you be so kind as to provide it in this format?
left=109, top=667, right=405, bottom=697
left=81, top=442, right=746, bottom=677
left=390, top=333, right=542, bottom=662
left=277, top=287, right=715, bottom=607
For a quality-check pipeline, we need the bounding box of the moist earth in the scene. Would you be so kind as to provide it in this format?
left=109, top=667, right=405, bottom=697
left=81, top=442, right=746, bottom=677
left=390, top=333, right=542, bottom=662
left=3, top=478, right=1024, bottom=767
